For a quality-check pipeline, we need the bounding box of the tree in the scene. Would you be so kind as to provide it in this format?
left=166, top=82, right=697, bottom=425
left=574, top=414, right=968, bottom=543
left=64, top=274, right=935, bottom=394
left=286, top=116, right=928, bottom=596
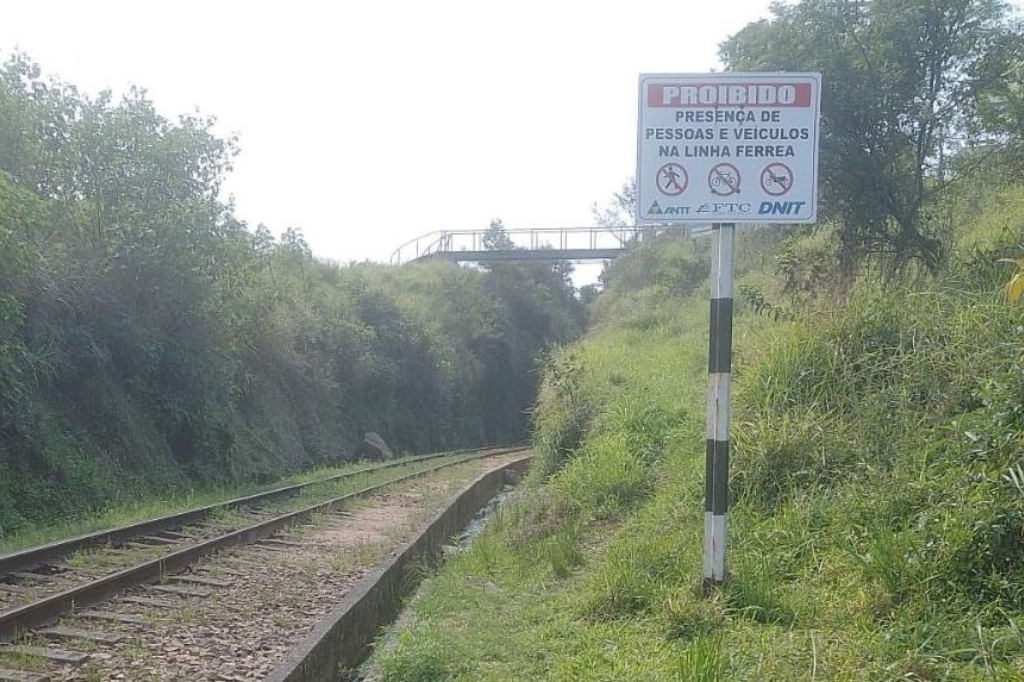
left=721, top=0, right=1024, bottom=271
left=482, top=218, right=516, bottom=251
left=0, top=50, right=590, bottom=529
left=578, top=284, right=601, bottom=305
left=591, top=179, right=637, bottom=232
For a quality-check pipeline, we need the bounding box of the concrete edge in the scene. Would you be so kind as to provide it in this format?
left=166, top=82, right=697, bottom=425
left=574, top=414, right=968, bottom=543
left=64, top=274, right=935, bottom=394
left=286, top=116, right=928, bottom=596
left=266, top=454, right=532, bottom=682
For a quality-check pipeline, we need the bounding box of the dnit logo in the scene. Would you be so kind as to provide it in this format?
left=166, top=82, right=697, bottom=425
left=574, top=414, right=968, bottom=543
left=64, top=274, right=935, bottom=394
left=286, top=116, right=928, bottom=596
left=758, top=201, right=806, bottom=216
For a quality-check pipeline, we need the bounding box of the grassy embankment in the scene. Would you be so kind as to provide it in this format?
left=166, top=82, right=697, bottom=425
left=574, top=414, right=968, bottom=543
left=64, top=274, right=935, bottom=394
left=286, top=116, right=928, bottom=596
left=0, top=56, right=584, bottom=533
left=371, top=186, right=1024, bottom=680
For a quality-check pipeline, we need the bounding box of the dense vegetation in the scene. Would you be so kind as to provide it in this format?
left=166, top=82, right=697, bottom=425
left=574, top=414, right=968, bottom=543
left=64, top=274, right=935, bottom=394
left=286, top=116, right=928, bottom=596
left=370, top=1, right=1024, bottom=680
left=723, top=0, right=1024, bottom=271
left=0, top=54, right=584, bottom=533
left=372, top=192, right=1024, bottom=682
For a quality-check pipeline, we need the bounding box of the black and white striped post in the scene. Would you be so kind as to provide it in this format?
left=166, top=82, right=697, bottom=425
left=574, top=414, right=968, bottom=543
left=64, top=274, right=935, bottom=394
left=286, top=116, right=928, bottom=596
left=704, top=222, right=734, bottom=588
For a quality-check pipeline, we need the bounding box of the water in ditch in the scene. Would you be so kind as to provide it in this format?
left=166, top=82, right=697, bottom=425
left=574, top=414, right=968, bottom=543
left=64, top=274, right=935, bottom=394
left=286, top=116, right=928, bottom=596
left=349, top=483, right=518, bottom=682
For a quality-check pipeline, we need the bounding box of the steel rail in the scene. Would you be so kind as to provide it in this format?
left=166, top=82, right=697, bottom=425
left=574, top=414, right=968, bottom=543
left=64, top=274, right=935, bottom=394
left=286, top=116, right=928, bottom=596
left=0, top=445, right=523, bottom=575
left=0, top=447, right=529, bottom=641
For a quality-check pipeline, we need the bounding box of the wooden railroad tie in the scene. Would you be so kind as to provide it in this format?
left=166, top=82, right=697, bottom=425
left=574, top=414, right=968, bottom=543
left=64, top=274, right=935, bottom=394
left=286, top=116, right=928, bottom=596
left=0, top=669, right=52, bottom=682
left=170, top=575, right=233, bottom=588
left=147, top=584, right=212, bottom=599
left=118, top=596, right=179, bottom=609
left=77, top=610, right=148, bottom=626
left=37, top=626, right=123, bottom=645
left=0, top=645, right=89, bottom=666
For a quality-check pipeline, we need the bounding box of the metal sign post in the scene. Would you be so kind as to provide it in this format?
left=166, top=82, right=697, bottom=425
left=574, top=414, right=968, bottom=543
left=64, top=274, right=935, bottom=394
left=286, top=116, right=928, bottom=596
left=704, top=223, right=734, bottom=587
left=635, top=72, right=820, bottom=588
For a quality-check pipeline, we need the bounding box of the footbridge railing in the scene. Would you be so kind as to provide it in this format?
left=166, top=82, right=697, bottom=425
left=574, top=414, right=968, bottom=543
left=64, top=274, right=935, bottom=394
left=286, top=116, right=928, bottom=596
left=389, top=225, right=689, bottom=265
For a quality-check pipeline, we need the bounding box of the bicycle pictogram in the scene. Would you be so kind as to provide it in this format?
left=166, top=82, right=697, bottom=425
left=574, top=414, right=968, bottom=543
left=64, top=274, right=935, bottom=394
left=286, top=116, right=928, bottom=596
left=708, top=163, right=741, bottom=196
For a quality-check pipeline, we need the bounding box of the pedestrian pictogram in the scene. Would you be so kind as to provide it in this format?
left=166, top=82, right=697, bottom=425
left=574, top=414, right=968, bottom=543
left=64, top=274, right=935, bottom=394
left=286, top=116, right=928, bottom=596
left=656, top=163, right=688, bottom=196
left=760, top=163, right=794, bottom=196
left=708, top=164, right=741, bottom=196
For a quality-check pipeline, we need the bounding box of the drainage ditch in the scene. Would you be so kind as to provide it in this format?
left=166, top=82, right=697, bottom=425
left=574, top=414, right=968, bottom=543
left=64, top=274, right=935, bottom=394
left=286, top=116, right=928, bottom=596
left=266, top=456, right=531, bottom=682
left=351, top=482, right=520, bottom=682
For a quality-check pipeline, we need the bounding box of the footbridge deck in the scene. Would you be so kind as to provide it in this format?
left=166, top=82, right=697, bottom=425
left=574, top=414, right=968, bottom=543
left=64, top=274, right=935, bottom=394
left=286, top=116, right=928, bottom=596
left=390, top=225, right=692, bottom=265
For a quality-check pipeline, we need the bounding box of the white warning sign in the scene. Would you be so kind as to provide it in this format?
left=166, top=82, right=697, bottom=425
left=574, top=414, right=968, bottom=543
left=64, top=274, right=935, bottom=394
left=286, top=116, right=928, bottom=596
left=637, top=73, right=821, bottom=224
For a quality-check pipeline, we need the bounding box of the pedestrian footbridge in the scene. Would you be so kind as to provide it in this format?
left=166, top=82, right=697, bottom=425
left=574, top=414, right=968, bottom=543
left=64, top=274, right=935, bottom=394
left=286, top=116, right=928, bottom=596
left=389, top=225, right=690, bottom=265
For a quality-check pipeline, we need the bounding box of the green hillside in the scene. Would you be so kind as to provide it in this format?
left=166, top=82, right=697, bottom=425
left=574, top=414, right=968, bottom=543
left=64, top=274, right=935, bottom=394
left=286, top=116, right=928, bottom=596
left=372, top=3, right=1024, bottom=678
left=372, top=183, right=1024, bottom=680
left=0, top=55, right=584, bottom=533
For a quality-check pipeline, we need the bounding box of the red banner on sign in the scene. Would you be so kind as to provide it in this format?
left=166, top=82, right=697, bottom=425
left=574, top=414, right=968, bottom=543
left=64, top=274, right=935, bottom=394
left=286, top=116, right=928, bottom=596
left=648, top=82, right=813, bottom=108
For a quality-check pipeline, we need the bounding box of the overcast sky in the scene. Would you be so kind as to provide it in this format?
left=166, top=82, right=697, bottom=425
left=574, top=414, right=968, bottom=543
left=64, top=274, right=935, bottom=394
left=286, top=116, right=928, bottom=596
left=1, top=1, right=782, bottom=269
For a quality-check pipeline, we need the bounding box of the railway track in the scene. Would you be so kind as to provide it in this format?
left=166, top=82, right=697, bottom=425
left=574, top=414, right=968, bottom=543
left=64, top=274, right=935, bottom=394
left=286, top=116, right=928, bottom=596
left=0, top=446, right=526, bottom=681
left=0, top=446, right=511, bottom=577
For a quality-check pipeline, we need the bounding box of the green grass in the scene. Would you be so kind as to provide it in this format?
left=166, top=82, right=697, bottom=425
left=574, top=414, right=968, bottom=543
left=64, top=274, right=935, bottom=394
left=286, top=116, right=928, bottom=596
left=0, top=650, right=47, bottom=672
left=372, top=296, right=736, bottom=681
left=369, top=198, right=1024, bottom=680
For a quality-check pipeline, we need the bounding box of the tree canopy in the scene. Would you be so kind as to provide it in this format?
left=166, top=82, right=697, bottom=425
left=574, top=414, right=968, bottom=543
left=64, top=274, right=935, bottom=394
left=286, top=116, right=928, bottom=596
left=721, top=0, right=1024, bottom=270
left=0, top=52, right=585, bottom=530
